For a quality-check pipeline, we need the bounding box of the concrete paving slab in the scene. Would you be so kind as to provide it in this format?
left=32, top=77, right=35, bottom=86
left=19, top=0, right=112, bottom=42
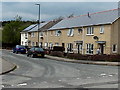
left=0, top=58, right=16, bottom=74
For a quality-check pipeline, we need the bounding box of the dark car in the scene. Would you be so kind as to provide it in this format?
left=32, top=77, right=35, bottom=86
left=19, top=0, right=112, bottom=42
left=27, top=47, right=45, bottom=58
left=13, top=45, right=26, bottom=54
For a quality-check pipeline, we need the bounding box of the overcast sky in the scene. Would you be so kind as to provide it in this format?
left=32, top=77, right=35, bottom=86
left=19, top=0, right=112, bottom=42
left=1, top=2, right=119, bottom=21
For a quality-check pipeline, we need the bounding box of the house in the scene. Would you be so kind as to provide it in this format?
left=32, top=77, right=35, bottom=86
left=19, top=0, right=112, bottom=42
left=27, top=19, right=62, bottom=47
left=42, top=8, right=120, bottom=55
left=20, top=24, right=37, bottom=46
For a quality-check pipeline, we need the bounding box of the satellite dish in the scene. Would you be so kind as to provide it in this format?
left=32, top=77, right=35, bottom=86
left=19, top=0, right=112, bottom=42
left=93, top=36, right=99, bottom=40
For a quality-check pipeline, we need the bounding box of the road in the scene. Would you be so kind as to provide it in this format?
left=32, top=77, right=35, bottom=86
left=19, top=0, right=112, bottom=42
left=1, top=50, right=119, bottom=89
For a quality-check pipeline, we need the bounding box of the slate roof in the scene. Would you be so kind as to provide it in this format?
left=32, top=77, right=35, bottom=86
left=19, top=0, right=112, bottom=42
left=22, top=24, right=37, bottom=32
left=49, top=9, right=119, bottom=30
left=28, top=22, right=48, bottom=32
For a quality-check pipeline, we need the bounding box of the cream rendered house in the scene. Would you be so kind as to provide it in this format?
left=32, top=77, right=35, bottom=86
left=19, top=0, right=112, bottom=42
left=43, top=9, right=120, bottom=55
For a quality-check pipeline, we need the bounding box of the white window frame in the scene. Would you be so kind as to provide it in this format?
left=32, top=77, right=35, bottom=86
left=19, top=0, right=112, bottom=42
left=55, top=30, right=61, bottom=36
left=39, top=32, right=43, bottom=37
left=31, top=32, right=35, bottom=37
left=50, top=31, right=53, bottom=36
left=86, top=27, right=94, bottom=35
left=31, top=42, right=34, bottom=46
left=86, top=43, right=94, bottom=54
left=49, top=43, right=53, bottom=49
left=25, top=33, right=28, bottom=39
left=67, top=43, right=73, bottom=52
left=67, top=28, right=74, bottom=36
left=100, top=26, right=104, bottom=34
left=112, top=44, right=117, bottom=53
left=55, top=43, right=59, bottom=46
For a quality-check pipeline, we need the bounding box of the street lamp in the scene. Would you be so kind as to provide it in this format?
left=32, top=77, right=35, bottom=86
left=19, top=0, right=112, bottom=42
left=35, top=4, right=40, bottom=47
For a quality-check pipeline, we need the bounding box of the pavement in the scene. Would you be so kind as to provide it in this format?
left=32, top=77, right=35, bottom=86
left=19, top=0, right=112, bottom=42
left=0, top=58, right=16, bottom=74
left=0, top=54, right=119, bottom=75
left=45, top=55, right=120, bottom=66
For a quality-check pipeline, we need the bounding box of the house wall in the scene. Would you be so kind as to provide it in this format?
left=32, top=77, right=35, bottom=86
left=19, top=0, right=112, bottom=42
left=28, top=32, right=38, bottom=47
left=111, top=18, right=120, bottom=54
left=21, top=32, right=29, bottom=46
left=42, top=24, right=112, bottom=54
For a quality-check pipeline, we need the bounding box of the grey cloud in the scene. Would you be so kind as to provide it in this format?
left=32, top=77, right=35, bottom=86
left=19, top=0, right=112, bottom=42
left=2, top=2, right=118, bottom=21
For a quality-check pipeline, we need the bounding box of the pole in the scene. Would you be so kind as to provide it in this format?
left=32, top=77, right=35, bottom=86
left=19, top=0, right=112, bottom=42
left=35, top=4, right=40, bottom=47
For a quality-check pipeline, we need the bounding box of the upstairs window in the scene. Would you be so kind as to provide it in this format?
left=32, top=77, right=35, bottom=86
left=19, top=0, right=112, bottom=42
left=55, top=30, right=61, bottom=36
left=39, top=32, right=43, bottom=37
left=31, top=32, right=35, bottom=37
left=67, top=28, right=74, bottom=36
left=100, top=26, right=104, bottom=34
left=25, top=33, right=27, bottom=39
left=87, top=27, right=94, bottom=35
left=78, top=28, right=83, bottom=34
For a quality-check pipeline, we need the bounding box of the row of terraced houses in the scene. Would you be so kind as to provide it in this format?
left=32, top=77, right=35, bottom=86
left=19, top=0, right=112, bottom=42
left=21, top=9, right=120, bottom=55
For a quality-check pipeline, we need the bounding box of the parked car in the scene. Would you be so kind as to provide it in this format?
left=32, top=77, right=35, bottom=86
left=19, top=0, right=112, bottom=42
left=13, top=45, right=26, bottom=54
left=27, top=47, right=45, bottom=58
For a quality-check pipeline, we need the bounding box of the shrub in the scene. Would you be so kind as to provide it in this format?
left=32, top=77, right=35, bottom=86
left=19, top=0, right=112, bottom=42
left=66, top=54, right=120, bottom=62
left=50, top=51, right=64, bottom=57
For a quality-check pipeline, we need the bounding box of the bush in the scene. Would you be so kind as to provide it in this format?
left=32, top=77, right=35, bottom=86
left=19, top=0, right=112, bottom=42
left=66, top=54, right=120, bottom=62
left=50, top=51, right=64, bottom=57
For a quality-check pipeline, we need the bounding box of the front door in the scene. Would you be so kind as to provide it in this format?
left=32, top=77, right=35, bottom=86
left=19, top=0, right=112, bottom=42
left=100, top=44, right=104, bottom=54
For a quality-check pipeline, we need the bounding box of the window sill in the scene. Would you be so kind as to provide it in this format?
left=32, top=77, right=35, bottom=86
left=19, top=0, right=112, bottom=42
left=112, top=51, right=117, bottom=53
left=86, top=34, right=94, bottom=36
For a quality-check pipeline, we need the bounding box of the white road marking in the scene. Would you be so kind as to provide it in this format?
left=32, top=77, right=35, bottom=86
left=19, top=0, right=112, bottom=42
left=17, top=83, right=27, bottom=86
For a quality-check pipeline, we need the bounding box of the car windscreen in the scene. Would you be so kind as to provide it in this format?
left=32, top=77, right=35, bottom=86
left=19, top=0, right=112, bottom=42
left=35, top=48, right=44, bottom=51
left=17, top=45, right=25, bottom=48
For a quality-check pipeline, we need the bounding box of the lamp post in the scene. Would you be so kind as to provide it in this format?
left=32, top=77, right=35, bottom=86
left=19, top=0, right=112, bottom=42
left=35, top=4, right=40, bottom=47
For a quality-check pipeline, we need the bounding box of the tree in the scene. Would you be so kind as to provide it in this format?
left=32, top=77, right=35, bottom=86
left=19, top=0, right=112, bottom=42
left=2, top=15, right=32, bottom=47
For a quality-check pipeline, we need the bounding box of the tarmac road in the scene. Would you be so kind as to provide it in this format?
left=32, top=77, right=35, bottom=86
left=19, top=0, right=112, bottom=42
left=1, top=50, right=119, bottom=89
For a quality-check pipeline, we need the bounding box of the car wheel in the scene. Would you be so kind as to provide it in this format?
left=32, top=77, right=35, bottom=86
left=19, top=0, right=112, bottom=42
left=31, top=54, right=34, bottom=58
left=27, top=54, right=29, bottom=57
left=42, top=55, right=44, bottom=58
left=16, top=51, right=18, bottom=54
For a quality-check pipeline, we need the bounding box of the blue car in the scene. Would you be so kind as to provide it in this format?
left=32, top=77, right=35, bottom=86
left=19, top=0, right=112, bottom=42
left=13, top=45, right=26, bottom=54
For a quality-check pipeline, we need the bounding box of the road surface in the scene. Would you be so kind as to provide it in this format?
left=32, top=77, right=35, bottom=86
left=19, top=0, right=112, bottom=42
left=1, top=50, right=119, bottom=88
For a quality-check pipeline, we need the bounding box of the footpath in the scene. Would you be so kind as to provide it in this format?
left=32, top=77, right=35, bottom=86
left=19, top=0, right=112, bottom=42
left=45, top=55, right=120, bottom=66
left=0, top=58, right=16, bottom=74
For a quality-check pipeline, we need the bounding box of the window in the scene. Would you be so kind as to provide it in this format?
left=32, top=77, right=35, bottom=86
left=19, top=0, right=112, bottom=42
left=78, top=28, right=82, bottom=34
left=45, top=43, right=48, bottom=48
left=67, top=28, right=74, bottom=36
left=67, top=43, right=73, bottom=52
left=55, top=30, right=61, bottom=36
left=87, top=27, right=94, bottom=35
left=112, top=44, right=117, bottom=52
left=31, top=42, right=34, bottom=46
left=25, top=33, right=27, bottom=39
left=86, top=43, right=94, bottom=54
left=49, top=43, right=53, bottom=49
left=50, top=31, right=53, bottom=36
left=39, top=32, right=43, bottom=37
left=31, top=32, right=35, bottom=37
left=45, top=32, right=47, bottom=36
left=55, top=43, right=59, bottom=46
left=77, top=43, right=83, bottom=53
left=39, top=42, right=42, bottom=48
left=100, top=26, right=104, bottom=34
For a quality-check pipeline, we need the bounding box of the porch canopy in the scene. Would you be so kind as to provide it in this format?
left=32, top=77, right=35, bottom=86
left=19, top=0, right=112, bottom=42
left=96, top=41, right=106, bottom=44
left=74, top=41, right=83, bottom=44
